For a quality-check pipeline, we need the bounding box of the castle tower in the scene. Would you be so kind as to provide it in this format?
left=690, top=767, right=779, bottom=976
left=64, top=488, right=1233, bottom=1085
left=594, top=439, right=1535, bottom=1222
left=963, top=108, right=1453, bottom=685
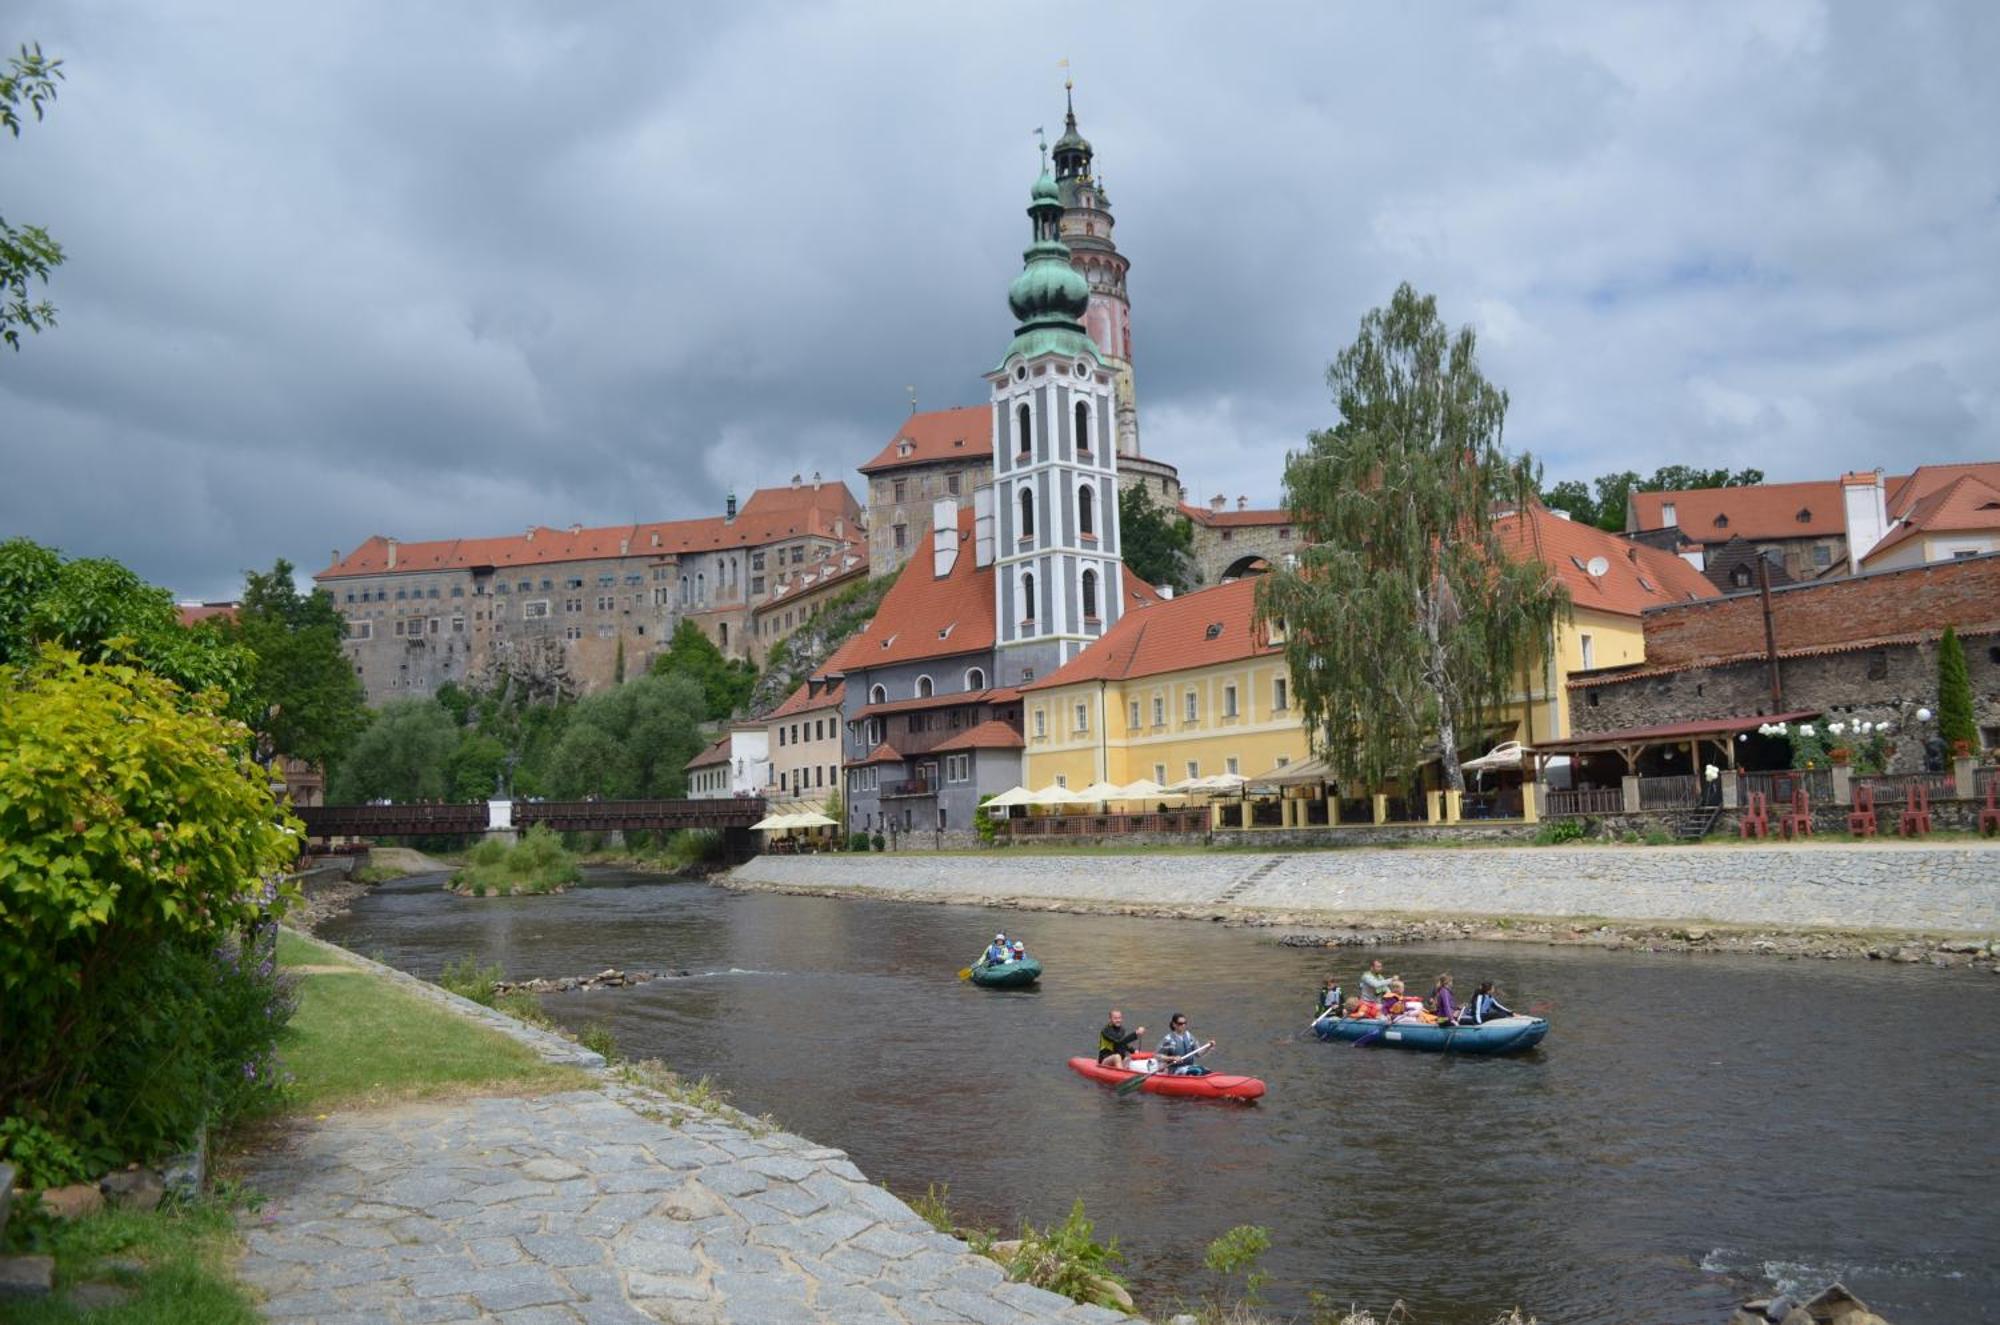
left=988, top=163, right=1126, bottom=687
left=1052, top=84, right=1140, bottom=459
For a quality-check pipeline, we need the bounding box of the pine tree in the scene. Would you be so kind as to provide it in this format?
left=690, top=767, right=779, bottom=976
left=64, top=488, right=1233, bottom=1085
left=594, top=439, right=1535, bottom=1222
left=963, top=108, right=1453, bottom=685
left=1936, top=625, right=1976, bottom=754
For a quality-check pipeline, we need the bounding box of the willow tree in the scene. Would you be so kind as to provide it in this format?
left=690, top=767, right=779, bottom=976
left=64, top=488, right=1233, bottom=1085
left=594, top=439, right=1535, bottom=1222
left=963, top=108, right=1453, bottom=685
left=1257, top=284, right=1568, bottom=794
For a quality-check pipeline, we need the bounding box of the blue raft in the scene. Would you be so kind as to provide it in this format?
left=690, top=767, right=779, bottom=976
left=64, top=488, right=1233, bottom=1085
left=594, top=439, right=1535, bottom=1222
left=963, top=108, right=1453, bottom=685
left=1312, top=1014, right=1548, bottom=1056
left=968, top=957, right=1043, bottom=989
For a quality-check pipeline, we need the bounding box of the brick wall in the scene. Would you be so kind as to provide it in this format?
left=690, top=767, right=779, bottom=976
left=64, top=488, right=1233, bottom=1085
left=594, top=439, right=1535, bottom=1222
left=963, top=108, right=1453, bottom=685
left=1641, top=552, right=2000, bottom=667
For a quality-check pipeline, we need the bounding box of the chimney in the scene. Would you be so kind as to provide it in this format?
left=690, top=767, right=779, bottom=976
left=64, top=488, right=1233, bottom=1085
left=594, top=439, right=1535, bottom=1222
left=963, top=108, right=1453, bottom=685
left=385, top=537, right=398, bottom=569
left=834, top=517, right=844, bottom=538
left=650, top=532, right=661, bottom=548
left=619, top=536, right=631, bottom=556
left=972, top=487, right=995, bottom=568
left=1211, top=494, right=1226, bottom=512
left=1840, top=468, right=1888, bottom=572
left=525, top=528, right=536, bottom=542
left=726, top=491, right=738, bottom=521
left=931, top=498, right=959, bottom=578
left=568, top=523, right=582, bottom=534
left=1237, top=495, right=1248, bottom=511
left=812, top=470, right=822, bottom=489
left=790, top=473, right=802, bottom=489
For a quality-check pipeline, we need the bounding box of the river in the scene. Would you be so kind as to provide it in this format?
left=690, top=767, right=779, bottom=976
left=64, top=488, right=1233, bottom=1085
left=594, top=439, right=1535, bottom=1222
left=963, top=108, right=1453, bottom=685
left=319, top=869, right=1997, bottom=1324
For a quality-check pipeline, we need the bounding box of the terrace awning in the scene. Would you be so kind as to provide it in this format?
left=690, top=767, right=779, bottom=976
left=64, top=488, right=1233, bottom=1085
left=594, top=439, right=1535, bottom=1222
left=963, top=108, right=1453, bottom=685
left=1247, top=755, right=1333, bottom=786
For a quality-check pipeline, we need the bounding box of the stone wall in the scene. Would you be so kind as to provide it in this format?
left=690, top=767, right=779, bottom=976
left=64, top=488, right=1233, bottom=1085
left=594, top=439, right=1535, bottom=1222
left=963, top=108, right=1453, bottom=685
left=1574, top=637, right=2000, bottom=772
left=1186, top=514, right=1296, bottom=586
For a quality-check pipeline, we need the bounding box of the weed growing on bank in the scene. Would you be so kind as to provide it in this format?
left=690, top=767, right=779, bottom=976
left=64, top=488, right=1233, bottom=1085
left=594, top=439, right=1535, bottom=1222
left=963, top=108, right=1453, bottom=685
left=451, top=825, right=579, bottom=896
left=0, top=1189, right=265, bottom=1323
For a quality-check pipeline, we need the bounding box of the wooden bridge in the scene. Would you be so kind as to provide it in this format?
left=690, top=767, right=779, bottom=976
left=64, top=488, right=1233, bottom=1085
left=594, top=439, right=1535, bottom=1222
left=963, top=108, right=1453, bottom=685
left=296, top=798, right=770, bottom=841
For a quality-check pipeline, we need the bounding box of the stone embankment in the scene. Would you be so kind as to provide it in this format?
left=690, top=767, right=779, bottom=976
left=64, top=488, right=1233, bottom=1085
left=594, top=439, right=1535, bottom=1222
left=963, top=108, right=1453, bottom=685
left=495, top=968, right=692, bottom=995
left=236, top=941, right=1130, bottom=1324
left=726, top=843, right=2000, bottom=965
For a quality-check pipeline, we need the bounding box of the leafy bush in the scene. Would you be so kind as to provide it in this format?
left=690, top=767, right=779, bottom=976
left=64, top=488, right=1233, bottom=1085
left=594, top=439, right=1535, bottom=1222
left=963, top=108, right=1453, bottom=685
left=579, top=1022, right=619, bottom=1063
left=659, top=828, right=724, bottom=872
left=975, top=794, right=998, bottom=845
left=1007, top=1198, right=1130, bottom=1313
left=1938, top=625, right=1977, bottom=754
left=847, top=832, right=870, bottom=852
left=1203, top=1224, right=1272, bottom=1308
left=1533, top=819, right=1587, bottom=845
left=909, top=1182, right=956, bottom=1235
left=451, top=825, right=580, bottom=896
left=0, top=649, right=300, bottom=1180
left=871, top=832, right=886, bottom=851
left=438, top=956, right=503, bottom=1006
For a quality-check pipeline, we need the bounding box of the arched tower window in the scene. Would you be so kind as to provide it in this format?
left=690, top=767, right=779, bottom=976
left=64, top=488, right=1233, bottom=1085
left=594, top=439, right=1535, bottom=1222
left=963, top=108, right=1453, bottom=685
left=1021, top=571, right=1037, bottom=625
left=1079, top=483, right=1096, bottom=538
left=1016, top=404, right=1032, bottom=456
left=1082, top=568, right=1099, bottom=620
left=869, top=684, right=887, bottom=705
left=1075, top=400, right=1090, bottom=454
left=965, top=666, right=987, bottom=691
left=1019, top=489, right=1035, bottom=539
left=916, top=675, right=934, bottom=698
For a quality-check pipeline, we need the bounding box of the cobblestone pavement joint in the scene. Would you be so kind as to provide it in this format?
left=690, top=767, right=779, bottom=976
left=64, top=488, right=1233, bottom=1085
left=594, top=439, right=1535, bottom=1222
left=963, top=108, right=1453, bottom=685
left=241, top=941, right=1132, bottom=1324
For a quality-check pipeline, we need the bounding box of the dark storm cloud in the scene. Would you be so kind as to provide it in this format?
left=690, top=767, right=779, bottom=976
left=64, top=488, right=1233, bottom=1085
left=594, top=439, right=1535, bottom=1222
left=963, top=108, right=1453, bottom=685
left=3, top=1, right=1996, bottom=599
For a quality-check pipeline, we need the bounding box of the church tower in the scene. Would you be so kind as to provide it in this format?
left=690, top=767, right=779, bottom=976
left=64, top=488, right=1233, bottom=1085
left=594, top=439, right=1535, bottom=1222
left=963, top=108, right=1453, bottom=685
left=988, top=162, right=1125, bottom=688
left=1052, top=85, right=1140, bottom=459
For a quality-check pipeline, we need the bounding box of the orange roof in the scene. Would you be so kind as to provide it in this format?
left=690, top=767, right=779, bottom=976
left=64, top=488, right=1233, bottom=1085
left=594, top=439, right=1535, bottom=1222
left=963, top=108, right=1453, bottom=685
left=1022, top=577, right=1279, bottom=690
left=1628, top=480, right=1847, bottom=542
left=852, top=741, right=906, bottom=767
left=176, top=602, right=238, bottom=627
left=1861, top=473, right=2000, bottom=565
left=855, top=687, right=1019, bottom=719
left=1497, top=505, right=1717, bottom=617
left=1884, top=462, right=2000, bottom=520
left=1180, top=502, right=1293, bottom=529
left=822, top=509, right=996, bottom=672
left=858, top=406, right=993, bottom=475
left=763, top=679, right=846, bottom=722
left=685, top=735, right=733, bottom=770
left=931, top=720, right=1026, bottom=752
left=316, top=482, right=861, bottom=580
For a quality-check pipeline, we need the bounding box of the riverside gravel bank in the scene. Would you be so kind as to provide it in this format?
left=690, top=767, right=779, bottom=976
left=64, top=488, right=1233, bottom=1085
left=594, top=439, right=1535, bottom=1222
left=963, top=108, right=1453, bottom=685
left=724, top=843, right=2000, bottom=968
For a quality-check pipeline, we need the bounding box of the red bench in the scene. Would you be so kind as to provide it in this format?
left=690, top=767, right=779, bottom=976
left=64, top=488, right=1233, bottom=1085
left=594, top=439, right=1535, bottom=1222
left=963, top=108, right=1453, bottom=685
left=1897, top=784, right=1932, bottom=838
left=1738, top=791, right=1770, bottom=839
left=1846, top=784, right=1878, bottom=838
left=1780, top=788, right=1813, bottom=840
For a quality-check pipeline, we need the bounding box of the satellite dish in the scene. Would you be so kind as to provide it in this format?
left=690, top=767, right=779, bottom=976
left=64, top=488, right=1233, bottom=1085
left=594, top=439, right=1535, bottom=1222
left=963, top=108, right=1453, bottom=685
left=1586, top=556, right=1610, bottom=578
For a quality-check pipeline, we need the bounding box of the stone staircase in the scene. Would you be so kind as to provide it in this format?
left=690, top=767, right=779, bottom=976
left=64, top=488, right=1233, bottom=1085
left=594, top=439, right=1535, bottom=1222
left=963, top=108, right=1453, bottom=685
left=1670, top=806, right=1722, bottom=841
left=1213, top=855, right=1284, bottom=904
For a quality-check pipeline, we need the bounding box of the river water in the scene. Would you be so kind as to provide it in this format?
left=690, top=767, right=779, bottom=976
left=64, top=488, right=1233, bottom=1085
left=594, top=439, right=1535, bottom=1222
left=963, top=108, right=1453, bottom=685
left=320, top=870, right=1997, bottom=1324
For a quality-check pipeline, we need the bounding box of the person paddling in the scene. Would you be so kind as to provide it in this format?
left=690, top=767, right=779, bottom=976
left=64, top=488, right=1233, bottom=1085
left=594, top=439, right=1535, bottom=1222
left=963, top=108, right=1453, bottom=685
left=1469, top=981, right=1514, bottom=1024
left=1097, top=1009, right=1146, bottom=1070
left=1359, top=958, right=1396, bottom=1001
left=1156, top=1013, right=1211, bottom=1076
left=979, top=933, right=1011, bottom=967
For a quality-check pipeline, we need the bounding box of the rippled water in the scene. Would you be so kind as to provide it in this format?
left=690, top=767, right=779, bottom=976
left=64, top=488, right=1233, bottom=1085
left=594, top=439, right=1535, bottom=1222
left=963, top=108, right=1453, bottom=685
left=320, top=870, right=1999, bottom=1324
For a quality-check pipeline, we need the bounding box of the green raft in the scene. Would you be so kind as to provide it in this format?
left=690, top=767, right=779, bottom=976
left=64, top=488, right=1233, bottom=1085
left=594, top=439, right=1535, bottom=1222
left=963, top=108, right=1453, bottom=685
left=968, top=957, right=1043, bottom=989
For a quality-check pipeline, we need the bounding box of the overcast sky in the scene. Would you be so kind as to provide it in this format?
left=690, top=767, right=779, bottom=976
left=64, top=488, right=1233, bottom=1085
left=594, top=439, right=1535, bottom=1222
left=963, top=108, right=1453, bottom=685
left=5, top=1, right=1996, bottom=601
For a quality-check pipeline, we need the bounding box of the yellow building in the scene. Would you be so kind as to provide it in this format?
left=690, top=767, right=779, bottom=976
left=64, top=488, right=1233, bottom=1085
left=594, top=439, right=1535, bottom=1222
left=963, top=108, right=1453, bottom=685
left=1021, top=578, right=1309, bottom=791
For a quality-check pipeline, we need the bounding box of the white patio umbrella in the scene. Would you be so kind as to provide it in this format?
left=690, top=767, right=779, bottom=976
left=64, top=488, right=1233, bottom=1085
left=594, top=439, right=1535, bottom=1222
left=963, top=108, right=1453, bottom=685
left=982, top=786, right=1036, bottom=809
left=748, top=812, right=792, bottom=831
left=788, top=811, right=837, bottom=828
left=1114, top=778, right=1186, bottom=801
left=1073, top=781, right=1125, bottom=803
left=1027, top=784, right=1085, bottom=805
left=1460, top=741, right=1524, bottom=774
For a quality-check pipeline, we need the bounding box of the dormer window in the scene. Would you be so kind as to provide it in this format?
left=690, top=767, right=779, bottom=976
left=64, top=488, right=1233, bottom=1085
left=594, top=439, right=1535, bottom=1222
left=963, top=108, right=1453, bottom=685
left=1713, top=514, right=1729, bottom=529
left=1796, top=507, right=1812, bottom=523
left=897, top=440, right=914, bottom=457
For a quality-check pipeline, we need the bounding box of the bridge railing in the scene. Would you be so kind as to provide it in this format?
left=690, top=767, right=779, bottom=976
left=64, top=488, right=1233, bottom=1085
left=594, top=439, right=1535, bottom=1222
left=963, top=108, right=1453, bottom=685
left=298, top=798, right=768, bottom=839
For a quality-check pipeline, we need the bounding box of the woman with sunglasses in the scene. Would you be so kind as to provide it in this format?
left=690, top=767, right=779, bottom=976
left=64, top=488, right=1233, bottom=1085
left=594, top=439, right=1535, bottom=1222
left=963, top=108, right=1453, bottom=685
left=1156, top=1013, right=1211, bottom=1076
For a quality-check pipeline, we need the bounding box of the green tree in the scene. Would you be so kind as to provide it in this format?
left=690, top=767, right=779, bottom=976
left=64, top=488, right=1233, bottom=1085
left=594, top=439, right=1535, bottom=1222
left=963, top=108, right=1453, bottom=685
left=1257, top=283, right=1569, bottom=795
left=541, top=672, right=706, bottom=799
left=651, top=619, right=756, bottom=720
left=1936, top=625, right=1976, bottom=753
left=0, top=536, right=248, bottom=697
left=225, top=560, right=368, bottom=775
left=443, top=729, right=509, bottom=801
left=1118, top=484, right=1196, bottom=591
left=328, top=698, right=458, bottom=803
left=2, top=43, right=64, bottom=351
left=1543, top=464, right=1766, bottom=532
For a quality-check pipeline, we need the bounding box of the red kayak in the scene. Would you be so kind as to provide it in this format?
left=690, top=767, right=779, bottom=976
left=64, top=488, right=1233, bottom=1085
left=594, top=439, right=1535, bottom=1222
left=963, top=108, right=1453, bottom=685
left=1066, top=1053, right=1266, bottom=1102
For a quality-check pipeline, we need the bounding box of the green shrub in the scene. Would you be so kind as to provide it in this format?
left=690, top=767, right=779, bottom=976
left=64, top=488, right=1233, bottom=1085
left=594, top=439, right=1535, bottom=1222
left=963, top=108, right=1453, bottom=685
left=847, top=832, right=870, bottom=852
left=660, top=828, right=724, bottom=872
left=437, top=956, right=503, bottom=1007
left=1642, top=829, right=1673, bottom=846
left=1938, top=625, right=1976, bottom=753
left=452, top=824, right=580, bottom=895
left=871, top=832, right=886, bottom=851
left=493, top=989, right=551, bottom=1028
left=580, top=1022, right=619, bottom=1063
left=1533, top=819, right=1587, bottom=845
left=975, top=794, right=998, bottom=845
left=0, top=649, right=300, bottom=1179
left=909, top=1183, right=955, bottom=1234
left=1203, top=1223, right=1272, bottom=1309
left=1006, top=1198, right=1129, bottom=1312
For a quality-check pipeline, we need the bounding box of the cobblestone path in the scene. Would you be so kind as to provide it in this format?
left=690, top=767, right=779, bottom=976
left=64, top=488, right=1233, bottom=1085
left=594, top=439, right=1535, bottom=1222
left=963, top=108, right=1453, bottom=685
left=237, top=941, right=1133, bottom=1324
left=236, top=1084, right=1128, bottom=1325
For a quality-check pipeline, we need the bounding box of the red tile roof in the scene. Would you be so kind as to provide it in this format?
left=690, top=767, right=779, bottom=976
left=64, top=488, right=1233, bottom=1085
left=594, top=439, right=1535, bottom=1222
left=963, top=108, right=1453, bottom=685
left=930, top=720, right=1026, bottom=752
left=1885, top=462, right=2000, bottom=519
left=686, top=736, right=732, bottom=770
left=1022, top=577, right=1279, bottom=690
left=852, top=741, right=906, bottom=767
left=1861, top=473, right=2000, bottom=564
left=315, top=482, right=862, bottom=580
left=854, top=688, right=1018, bottom=719
left=1628, top=480, right=1847, bottom=542
left=1495, top=505, right=1718, bottom=618
left=176, top=602, right=238, bottom=627
left=1569, top=620, right=2000, bottom=688
left=763, top=679, right=846, bottom=722
left=858, top=406, right=993, bottom=475
left=1179, top=502, right=1292, bottom=529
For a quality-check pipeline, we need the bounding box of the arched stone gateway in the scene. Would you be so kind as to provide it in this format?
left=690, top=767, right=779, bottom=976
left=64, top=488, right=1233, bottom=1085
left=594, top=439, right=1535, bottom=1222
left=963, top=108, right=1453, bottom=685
left=1221, top=554, right=1272, bottom=581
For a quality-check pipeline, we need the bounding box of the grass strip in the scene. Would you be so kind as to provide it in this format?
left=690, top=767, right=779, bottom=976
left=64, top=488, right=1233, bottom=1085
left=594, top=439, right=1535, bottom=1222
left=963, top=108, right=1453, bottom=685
left=2, top=1198, right=259, bottom=1324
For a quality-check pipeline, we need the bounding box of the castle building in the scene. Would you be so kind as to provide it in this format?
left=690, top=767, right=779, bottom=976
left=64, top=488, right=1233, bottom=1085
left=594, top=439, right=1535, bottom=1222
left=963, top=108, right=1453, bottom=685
left=317, top=480, right=861, bottom=704
left=826, top=161, right=1156, bottom=838
left=857, top=90, right=1179, bottom=579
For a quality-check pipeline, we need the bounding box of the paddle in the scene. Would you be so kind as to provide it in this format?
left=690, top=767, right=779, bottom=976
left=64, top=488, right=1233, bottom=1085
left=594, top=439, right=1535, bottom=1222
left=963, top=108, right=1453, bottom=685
left=1114, top=1041, right=1213, bottom=1096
